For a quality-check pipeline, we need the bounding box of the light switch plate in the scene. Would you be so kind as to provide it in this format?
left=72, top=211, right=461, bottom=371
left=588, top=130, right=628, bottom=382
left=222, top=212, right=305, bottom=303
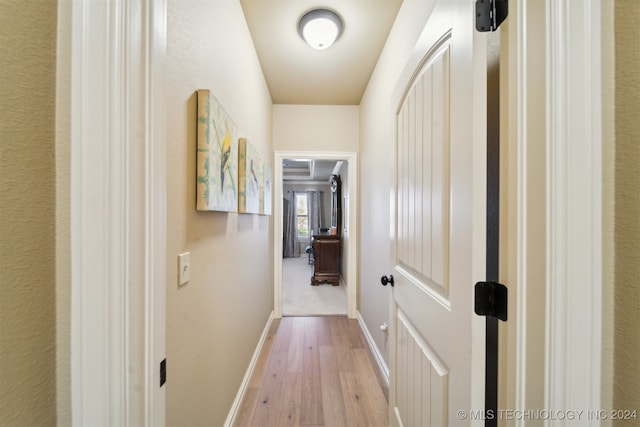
left=178, top=252, right=191, bottom=286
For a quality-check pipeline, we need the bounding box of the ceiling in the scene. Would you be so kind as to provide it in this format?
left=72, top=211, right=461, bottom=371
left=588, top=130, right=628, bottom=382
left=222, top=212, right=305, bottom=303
left=282, top=159, right=339, bottom=182
left=240, top=0, right=403, bottom=105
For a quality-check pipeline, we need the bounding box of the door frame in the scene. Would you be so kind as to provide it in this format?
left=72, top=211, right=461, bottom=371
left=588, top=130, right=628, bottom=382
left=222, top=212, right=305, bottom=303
left=504, top=0, right=605, bottom=420
left=273, top=151, right=358, bottom=319
left=69, top=0, right=167, bottom=424
left=544, top=0, right=604, bottom=415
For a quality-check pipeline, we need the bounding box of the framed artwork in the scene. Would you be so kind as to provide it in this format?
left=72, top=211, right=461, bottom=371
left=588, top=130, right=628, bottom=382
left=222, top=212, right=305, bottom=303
left=196, top=89, right=238, bottom=212
left=238, top=138, right=260, bottom=214
left=260, top=163, right=272, bottom=215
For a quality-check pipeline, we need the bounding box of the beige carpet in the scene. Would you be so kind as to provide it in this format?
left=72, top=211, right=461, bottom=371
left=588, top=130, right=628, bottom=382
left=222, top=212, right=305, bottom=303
left=282, top=256, right=347, bottom=316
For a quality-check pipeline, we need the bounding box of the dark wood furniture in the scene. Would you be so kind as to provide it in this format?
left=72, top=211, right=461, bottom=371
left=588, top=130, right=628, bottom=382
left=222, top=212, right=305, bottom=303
left=311, top=234, right=341, bottom=286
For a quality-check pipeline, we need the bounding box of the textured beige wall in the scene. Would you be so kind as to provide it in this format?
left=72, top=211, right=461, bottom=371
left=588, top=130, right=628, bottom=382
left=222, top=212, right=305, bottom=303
left=55, top=0, right=72, bottom=423
left=272, top=105, right=359, bottom=152
left=614, top=0, right=640, bottom=418
left=166, top=0, right=273, bottom=425
left=0, top=0, right=58, bottom=425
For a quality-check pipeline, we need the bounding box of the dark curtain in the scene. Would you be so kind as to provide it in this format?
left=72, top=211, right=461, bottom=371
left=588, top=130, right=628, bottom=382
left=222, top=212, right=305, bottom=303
left=307, top=191, right=322, bottom=236
left=283, top=190, right=300, bottom=258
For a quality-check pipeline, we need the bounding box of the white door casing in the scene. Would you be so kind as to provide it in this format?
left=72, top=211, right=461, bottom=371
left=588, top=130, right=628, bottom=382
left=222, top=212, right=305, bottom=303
left=500, top=1, right=605, bottom=423
left=389, top=1, right=487, bottom=425
left=545, top=0, right=604, bottom=421
left=70, top=0, right=167, bottom=424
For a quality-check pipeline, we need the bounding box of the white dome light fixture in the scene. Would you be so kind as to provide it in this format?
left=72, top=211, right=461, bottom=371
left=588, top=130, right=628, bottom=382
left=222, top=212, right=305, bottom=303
left=298, top=8, right=344, bottom=50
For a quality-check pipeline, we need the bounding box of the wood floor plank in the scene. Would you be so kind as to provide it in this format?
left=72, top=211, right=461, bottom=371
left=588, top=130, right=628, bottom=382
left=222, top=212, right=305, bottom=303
left=351, top=348, right=389, bottom=426
left=272, top=316, right=294, bottom=352
left=249, top=350, right=288, bottom=426
left=316, top=316, right=333, bottom=346
left=339, top=371, right=373, bottom=427
left=319, top=345, right=348, bottom=427
left=301, top=317, right=323, bottom=425
left=287, top=317, right=305, bottom=373
left=275, top=372, right=302, bottom=426
left=329, top=317, right=355, bottom=372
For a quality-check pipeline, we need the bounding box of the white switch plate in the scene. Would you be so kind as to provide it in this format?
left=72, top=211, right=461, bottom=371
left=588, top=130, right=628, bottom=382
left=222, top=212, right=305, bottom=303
left=178, top=252, right=191, bottom=286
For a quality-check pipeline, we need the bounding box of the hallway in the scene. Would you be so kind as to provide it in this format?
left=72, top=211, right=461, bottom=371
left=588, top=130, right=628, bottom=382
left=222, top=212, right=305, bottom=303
left=3, top=0, right=630, bottom=423
left=233, top=316, right=388, bottom=426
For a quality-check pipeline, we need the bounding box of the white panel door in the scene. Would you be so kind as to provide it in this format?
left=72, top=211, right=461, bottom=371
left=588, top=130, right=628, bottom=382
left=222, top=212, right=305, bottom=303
left=389, top=1, right=486, bottom=426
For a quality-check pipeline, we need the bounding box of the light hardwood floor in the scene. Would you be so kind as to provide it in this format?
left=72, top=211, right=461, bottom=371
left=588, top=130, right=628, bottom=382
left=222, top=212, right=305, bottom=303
left=233, top=316, right=389, bottom=427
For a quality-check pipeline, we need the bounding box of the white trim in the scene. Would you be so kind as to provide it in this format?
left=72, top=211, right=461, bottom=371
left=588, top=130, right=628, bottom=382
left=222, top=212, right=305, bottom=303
left=71, top=1, right=128, bottom=423
left=274, top=158, right=284, bottom=318
left=143, top=0, right=167, bottom=424
left=274, top=151, right=358, bottom=319
left=514, top=0, right=530, bottom=420
left=357, top=311, right=390, bottom=387
left=224, top=311, right=276, bottom=427
left=544, top=0, right=602, bottom=423
left=70, top=0, right=166, bottom=424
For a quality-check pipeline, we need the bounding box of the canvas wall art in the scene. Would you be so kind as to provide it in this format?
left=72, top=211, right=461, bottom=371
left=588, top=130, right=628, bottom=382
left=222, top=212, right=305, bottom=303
left=196, top=90, right=238, bottom=212
left=260, top=163, right=272, bottom=215
left=238, top=138, right=261, bottom=214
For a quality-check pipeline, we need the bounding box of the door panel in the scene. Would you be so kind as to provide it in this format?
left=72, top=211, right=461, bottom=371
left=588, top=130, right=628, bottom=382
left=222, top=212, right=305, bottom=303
left=398, top=42, right=451, bottom=299
left=395, top=309, right=449, bottom=427
left=390, top=0, right=486, bottom=425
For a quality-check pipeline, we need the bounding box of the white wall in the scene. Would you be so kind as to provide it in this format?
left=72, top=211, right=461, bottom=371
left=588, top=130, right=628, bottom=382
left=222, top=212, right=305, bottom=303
left=358, top=0, right=437, bottom=369
left=166, top=1, right=273, bottom=425
left=273, top=105, right=359, bottom=152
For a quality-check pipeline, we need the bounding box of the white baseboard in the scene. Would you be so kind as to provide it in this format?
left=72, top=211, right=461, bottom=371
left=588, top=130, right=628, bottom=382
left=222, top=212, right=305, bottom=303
left=224, top=310, right=275, bottom=427
left=357, top=311, right=389, bottom=387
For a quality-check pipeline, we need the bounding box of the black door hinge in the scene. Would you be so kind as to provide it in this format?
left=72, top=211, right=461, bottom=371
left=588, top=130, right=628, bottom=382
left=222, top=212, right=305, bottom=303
left=476, top=0, right=508, bottom=32
left=160, top=359, right=167, bottom=387
left=475, top=281, right=508, bottom=321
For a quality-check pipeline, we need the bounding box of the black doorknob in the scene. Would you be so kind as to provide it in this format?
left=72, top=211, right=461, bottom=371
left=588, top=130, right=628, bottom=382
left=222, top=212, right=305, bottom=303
left=380, top=275, right=394, bottom=287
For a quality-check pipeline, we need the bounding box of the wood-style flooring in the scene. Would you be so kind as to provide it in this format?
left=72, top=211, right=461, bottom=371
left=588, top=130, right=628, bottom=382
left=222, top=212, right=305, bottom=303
left=233, top=316, right=389, bottom=427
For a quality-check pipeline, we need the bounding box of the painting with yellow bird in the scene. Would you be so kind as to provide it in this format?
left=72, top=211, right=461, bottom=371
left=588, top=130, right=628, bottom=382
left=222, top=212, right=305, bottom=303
left=238, top=138, right=261, bottom=214
left=259, top=162, right=272, bottom=215
left=196, top=89, right=238, bottom=211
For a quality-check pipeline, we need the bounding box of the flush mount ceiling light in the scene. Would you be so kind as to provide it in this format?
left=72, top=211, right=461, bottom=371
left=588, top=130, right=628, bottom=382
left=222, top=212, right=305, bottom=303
left=298, top=8, right=344, bottom=50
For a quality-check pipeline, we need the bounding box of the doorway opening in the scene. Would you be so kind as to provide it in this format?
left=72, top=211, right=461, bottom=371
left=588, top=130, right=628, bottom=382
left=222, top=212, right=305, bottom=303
left=273, top=151, right=358, bottom=319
